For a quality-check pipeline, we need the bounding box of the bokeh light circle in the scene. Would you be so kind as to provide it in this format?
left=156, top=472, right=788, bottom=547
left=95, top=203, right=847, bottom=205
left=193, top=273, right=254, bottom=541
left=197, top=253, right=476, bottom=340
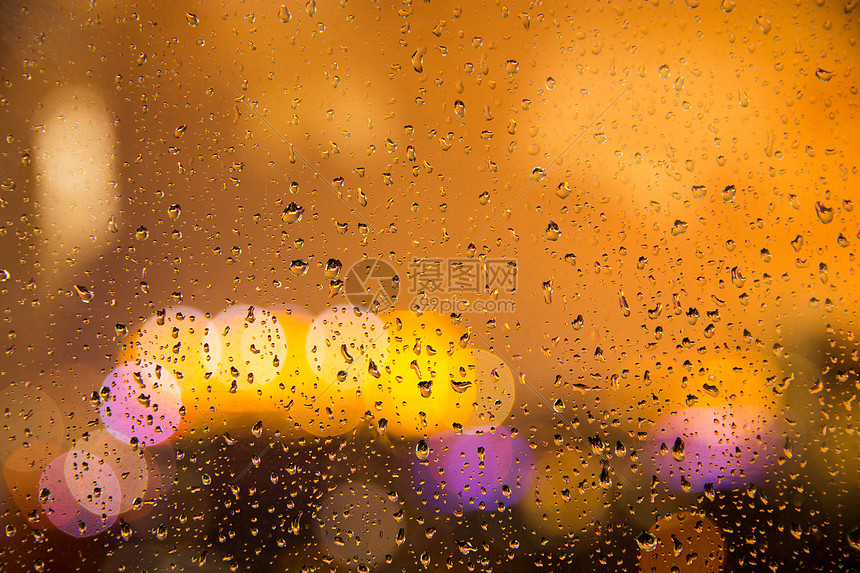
left=412, top=426, right=533, bottom=512
left=466, top=349, right=516, bottom=428
left=648, top=405, right=782, bottom=493
left=305, top=305, right=389, bottom=390
left=99, top=359, right=183, bottom=447
left=205, top=305, right=288, bottom=390
left=38, top=450, right=121, bottom=537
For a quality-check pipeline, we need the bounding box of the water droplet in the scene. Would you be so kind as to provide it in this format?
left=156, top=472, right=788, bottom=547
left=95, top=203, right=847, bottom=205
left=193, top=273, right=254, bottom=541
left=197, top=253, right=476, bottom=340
left=760, top=248, right=772, bottom=262
left=115, top=323, right=128, bottom=337
left=542, top=280, right=553, bottom=304
left=282, top=202, right=304, bottom=224
left=290, top=260, right=309, bottom=276
left=252, top=421, right=263, bottom=438
left=167, top=204, right=181, bottom=221
left=478, top=190, right=490, bottom=205
left=572, top=314, right=584, bottom=330
left=721, top=0, right=736, bottom=11
left=722, top=184, right=736, bottom=201
left=505, top=59, right=519, bottom=75
left=412, top=47, right=426, bottom=73
left=672, top=437, right=685, bottom=461
left=530, top=167, right=546, bottom=181
left=323, top=259, right=342, bottom=280
left=671, top=220, right=688, bottom=235
left=186, top=12, right=199, bottom=26
left=135, top=226, right=149, bottom=241
left=451, top=379, right=472, bottom=393
left=377, top=418, right=388, bottom=436
left=691, top=185, right=707, bottom=198
left=454, top=100, right=465, bottom=117
left=155, top=523, right=167, bottom=541
left=278, top=5, right=291, bottom=22
left=848, top=527, right=860, bottom=552
left=415, top=440, right=430, bottom=460
left=108, top=216, right=119, bottom=233
left=418, top=380, right=433, bottom=398
left=704, top=482, right=716, bottom=501
left=814, top=201, right=834, bottom=224
left=545, top=221, right=561, bottom=241
left=636, top=531, right=658, bottom=552
left=74, top=285, right=93, bottom=303
left=619, top=293, right=631, bottom=317
left=731, top=266, right=746, bottom=288
left=120, top=521, right=132, bottom=541
left=556, top=182, right=572, bottom=199
left=201, top=473, right=211, bottom=486
left=553, top=398, right=565, bottom=413
left=815, top=68, right=834, bottom=82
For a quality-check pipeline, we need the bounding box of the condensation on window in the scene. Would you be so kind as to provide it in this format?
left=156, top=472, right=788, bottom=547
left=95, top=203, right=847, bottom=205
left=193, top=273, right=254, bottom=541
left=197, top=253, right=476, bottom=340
left=0, top=1, right=858, bottom=572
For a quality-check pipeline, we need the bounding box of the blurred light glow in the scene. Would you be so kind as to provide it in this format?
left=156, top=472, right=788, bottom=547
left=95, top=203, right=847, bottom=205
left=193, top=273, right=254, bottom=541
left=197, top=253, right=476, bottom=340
left=39, top=450, right=121, bottom=537
left=204, top=305, right=287, bottom=393
left=305, top=305, right=388, bottom=390
left=648, top=405, right=782, bottom=493
left=365, top=310, right=476, bottom=437
left=130, top=306, right=215, bottom=386
left=99, top=359, right=183, bottom=447
left=72, top=429, right=148, bottom=513
left=33, top=86, right=118, bottom=285
left=466, top=349, right=516, bottom=428
left=412, top=426, right=533, bottom=512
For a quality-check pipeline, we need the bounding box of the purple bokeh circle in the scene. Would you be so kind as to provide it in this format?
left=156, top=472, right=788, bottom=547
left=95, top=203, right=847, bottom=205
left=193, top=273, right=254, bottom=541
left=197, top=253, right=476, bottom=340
left=99, top=359, right=182, bottom=447
left=648, top=405, right=782, bottom=493
left=412, top=426, right=534, bottom=512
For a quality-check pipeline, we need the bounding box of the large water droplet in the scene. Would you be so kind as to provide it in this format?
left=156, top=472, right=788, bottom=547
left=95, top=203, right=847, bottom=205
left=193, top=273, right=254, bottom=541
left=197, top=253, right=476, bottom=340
left=282, top=202, right=304, bottom=224
left=74, top=285, right=93, bottom=303
left=815, top=201, right=834, bottom=224
left=636, top=531, right=658, bottom=552
left=415, top=440, right=430, bottom=460
left=324, top=259, right=342, bottom=279
left=290, top=260, right=309, bottom=276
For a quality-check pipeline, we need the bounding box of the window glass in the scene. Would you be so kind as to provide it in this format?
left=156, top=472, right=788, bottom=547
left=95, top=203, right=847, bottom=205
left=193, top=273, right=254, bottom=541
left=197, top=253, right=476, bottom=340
left=1, top=1, right=859, bottom=571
